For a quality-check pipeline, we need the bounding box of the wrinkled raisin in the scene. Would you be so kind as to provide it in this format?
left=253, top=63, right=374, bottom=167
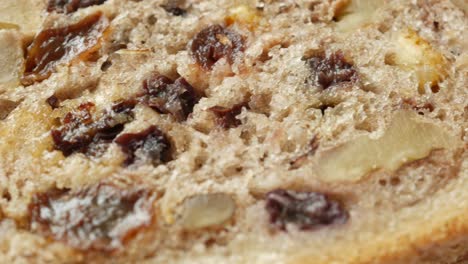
left=191, top=24, right=245, bottom=70
left=307, top=51, right=357, bottom=89
left=141, top=73, right=199, bottom=121
left=209, top=102, right=249, bottom=129
left=46, top=95, right=60, bottom=109
left=51, top=100, right=135, bottom=157
left=22, top=12, right=109, bottom=86
left=29, top=183, right=154, bottom=251
left=48, top=0, right=108, bottom=13
left=265, top=189, right=348, bottom=230
left=115, top=126, right=172, bottom=166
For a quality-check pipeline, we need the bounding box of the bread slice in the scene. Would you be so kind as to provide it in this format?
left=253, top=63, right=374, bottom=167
left=0, top=0, right=466, bottom=263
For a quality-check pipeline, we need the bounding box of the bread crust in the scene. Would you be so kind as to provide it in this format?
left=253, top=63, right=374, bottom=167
left=0, top=0, right=466, bottom=263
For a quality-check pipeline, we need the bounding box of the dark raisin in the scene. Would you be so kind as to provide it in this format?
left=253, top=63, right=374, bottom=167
left=307, top=51, right=357, bottom=89
left=141, top=73, right=199, bottom=121
left=22, top=12, right=109, bottom=86
left=190, top=24, right=245, bottom=70
left=46, top=95, right=60, bottom=109
left=51, top=102, right=96, bottom=156
left=47, top=0, right=108, bottom=13
left=265, top=189, right=348, bottom=230
left=51, top=100, right=136, bottom=157
left=29, top=183, right=154, bottom=251
left=209, top=102, right=249, bottom=129
left=115, top=126, right=172, bottom=166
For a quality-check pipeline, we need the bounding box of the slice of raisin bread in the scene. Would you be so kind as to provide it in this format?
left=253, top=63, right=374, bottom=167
left=0, top=0, right=467, bottom=263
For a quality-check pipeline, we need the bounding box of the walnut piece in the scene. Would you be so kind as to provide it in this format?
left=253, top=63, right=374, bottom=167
left=180, top=194, right=235, bottom=230
left=389, top=29, right=447, bottom=93
left=314, top=110, right=459, bottom=182
left=335, top=0, right=385, bottom=32
left=225, top=5, right=260, bottom=29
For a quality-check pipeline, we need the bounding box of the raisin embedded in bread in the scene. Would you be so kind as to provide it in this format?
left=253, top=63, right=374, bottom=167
left=0, top=0, right=467, bottom=263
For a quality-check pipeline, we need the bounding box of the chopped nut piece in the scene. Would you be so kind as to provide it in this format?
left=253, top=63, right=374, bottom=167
left=141, top=73, right=200, bottom=121
left=314, top=110, right=459, bottom=182
left=47, top=0, right=108, bottom=14
left=0, top=0, right=46, bottom=35
left=335, top=0, right=385, bottom=32
left=225, top=5, right=260, bottom=29
left=191, top=24, right=245, bottom=70
left=115, top=126, right=172, bottom=166
left=0, top=30, right=23, bottom=90
left=389, top=29, right=447, bottom=93
left=22, top=12, right=109, bottom=86
left=29, top=184, right=155, bottom=251
left=180, top=194, right=235, bottom=230
left=209, top=102, right=249, bottom=129
left=265, top=189, right=348, bottom=231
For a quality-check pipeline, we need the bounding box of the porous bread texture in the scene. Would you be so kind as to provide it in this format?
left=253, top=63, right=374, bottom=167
left=0, top=0, right=467, bottom=263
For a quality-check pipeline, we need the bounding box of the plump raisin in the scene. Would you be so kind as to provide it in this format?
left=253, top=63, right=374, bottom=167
left=141, top=73, right=199, bottom=121
left=190, top=24, right=245, bottom=70
left=307, top=51, right=357, bottom=89
left=29, top=183, right=154, bottom=251
left=22, top=12, right=109, bottom=86
left=209, top=102, right=249, bottom=129
left=115, top=126, right=172, bottom=166
left=47, top=0, right=108, bottom=13
left=265, top=189, right=348, bottom=230
left=51, top=100, right=135, bottom=157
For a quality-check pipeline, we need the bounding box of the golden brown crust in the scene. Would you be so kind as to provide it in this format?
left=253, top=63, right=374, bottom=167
left=0, top=0, right=466, bottom=263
